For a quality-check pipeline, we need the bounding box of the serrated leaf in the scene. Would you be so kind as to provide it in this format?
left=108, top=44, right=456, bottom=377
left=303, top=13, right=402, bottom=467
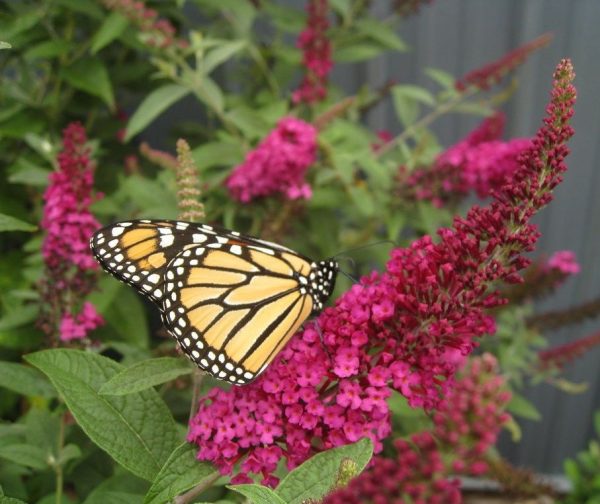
left=0, top=444, right=48, bottom=470
left=228, top=484, right=285, bottom=504
left=0, top=362, right=56, bottom=398
left=125, top=84, right=190, bottom=141
left=203, top=40, right=247, bottom=74
left=100, top=357, right=193, bottom=396
left=91, top=12, right=129, bottom=54
left=25, top=349, right=179, bottom=481
left=0, top=214, right=36, bottom=232
left=276, top=438, right=373, bottom=504
left=507, top=393, right=541, bottom=421
left=144, top=442, right=216, bottom=504
left=61, top=58, right=115, bottom=109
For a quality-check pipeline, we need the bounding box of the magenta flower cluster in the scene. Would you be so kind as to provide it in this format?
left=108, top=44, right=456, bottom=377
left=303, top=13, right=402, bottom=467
left=226, top=117, right=318, bottom=203
left=293, top=0, right=333, bottom=104
left=325, top=354, right=511, bottom=504
left=545, top=250, right=580, bottom=275
left=41, top=122, right=104, bottom=341
left=189, top=60, right=575, bottom=487
left=407, top=112, right=531, bottom=205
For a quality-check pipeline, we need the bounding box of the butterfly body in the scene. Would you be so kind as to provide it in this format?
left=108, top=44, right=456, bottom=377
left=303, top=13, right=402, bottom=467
left=90, top=219, right=337, bottom=384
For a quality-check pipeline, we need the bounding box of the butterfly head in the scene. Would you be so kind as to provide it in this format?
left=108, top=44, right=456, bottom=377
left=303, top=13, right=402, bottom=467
left=307, top=259, right=338, bottom=314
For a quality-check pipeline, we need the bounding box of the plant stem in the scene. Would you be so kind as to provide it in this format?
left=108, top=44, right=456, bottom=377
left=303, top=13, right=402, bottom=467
left=55, top=412, right=65, bottom=504
left=375, top=88, right=477, bottom=158
left=188, top=369, right=205, bottom=424
left=173, top=472, right=220, bottom=504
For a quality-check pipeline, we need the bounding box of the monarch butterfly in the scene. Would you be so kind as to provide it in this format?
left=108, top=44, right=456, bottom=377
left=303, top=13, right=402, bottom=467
left=90, top=219, right=338, bottom=384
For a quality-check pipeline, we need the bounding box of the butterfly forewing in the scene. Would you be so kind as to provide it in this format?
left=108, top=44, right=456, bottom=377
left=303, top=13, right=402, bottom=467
left=90, top=219, right=338, bottom=385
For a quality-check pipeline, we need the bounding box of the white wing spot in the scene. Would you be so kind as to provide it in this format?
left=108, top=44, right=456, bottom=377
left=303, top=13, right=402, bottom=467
left=111, top=227, right=124, bottom=237
left=153, top=289, right=162, bottom=298
left=160, top=234, right=175, bottom=247
left=193, top=234, right=207, bottom=243
left=230, top=245, right=242, bottom=255
left=148, top=273, right=160, bottom=284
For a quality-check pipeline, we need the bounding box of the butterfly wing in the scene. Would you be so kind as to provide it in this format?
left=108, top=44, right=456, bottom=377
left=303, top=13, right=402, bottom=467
left=161, top=241, right=315, bottom=384
left=90, top=220, right=230, bottom=304
left=91, top=219, right=338, bottom=385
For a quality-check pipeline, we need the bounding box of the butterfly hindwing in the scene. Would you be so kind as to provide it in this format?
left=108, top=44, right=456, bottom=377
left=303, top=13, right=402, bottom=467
left=161, top=242, right=316, bottom=384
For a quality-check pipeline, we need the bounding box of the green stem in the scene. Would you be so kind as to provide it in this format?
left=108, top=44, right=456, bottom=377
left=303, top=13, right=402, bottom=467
left=55, top=413, right=65, bottom=504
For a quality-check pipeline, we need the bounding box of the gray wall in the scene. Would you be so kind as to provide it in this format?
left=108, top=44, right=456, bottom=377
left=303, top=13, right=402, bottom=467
left=355, top=0, right=600, bottom=473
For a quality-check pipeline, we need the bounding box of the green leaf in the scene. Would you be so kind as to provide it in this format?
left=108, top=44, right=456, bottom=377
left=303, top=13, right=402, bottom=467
left=0, top=42, right=11, bottom=50
left=355, top=19, right=407, bottom=51
left=348, top=186, right=375, bottom=217
left=58, top=444, right=82, bottom=466
left=0, top=497, right=28, bottom=504
left=507, top=393, right=541, bottom=421
left=91, top=12, right=129, bottom=54
left=0, top=444, right=48, bottom=470
left=225, top=106, right=270, bottom=139
left=192, top=141, right=243, bottom=170
left=144, top=443, right=217, bottom=504
left=0, top=362, right=56, bottom=398
left=100, top=284, right=150, bottom=348
left=0, top=214, right=36, bottom=232
left=25, top=349, right=179, bottom=481
left=24, top=40, right=72, bottom=60
left=424, top=67, right=456, bottom=91
left=334, top=43, right=386, bottom=62
left=7, top=158, right=50, bottom=187
left=391, top=85, right=436, bottom=106
left=100, top=357, right=193, bottom=396
left=125, top=84, right=190, bottom=141
left=203, top=40, right=247, bottom=74
left=195, top=77, right=224, bottom=114
left=329, top=0, right=352, bottom=18
left=84, top=491, right=143, bottom=504
left=228, top=484, right=285, bottom=504
left=276, top=438, right=373, bottom=503
left=61, top=58, right=115, bottom=109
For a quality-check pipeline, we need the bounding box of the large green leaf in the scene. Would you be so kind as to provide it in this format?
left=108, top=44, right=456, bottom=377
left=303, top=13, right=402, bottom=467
left=100, top=357, right=193, bottom=396
left=61, top=58, right=115, bottom=109
left=275, top=438, right=373, bottom=504
left=0, top=214, right=36, bottom=232
left=25, top=349, right=179, bottom=481
left=144, top=443, right=217, bottom=504
left=0, top=362, right=56, bottom=398
left=125, top=84, right=190, bottom=141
